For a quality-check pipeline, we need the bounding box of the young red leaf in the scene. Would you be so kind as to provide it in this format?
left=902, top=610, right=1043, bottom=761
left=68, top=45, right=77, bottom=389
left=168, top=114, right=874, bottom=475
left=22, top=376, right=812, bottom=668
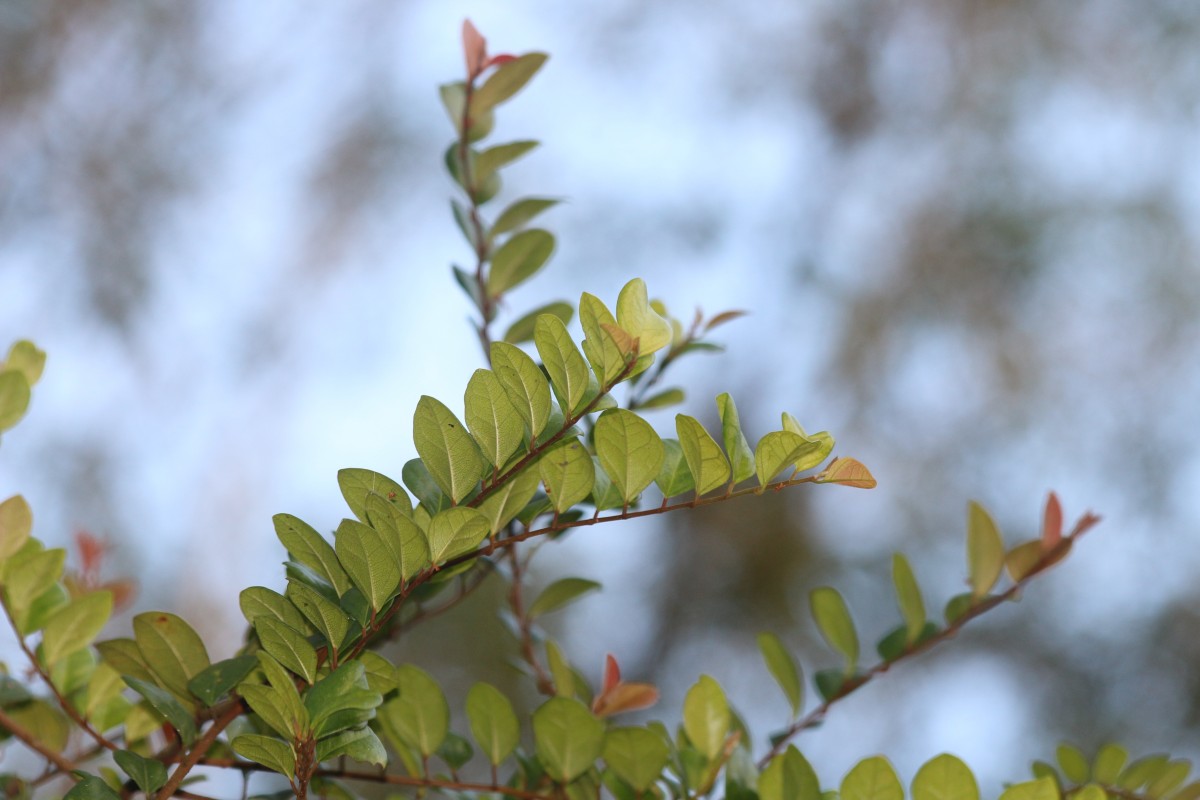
left=814, top=457, right=877, bottom=489
left=462, top=20, right=487, bottom=80
left=602, top=653, right=620, bottom=694
left=1042, top=492, right=1063, bottom=549
left=591, top=682, right=659, bottom=718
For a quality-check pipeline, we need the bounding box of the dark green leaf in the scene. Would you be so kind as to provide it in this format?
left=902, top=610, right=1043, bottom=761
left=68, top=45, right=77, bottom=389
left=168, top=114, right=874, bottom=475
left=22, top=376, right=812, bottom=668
left=437, top=732, right=475, bottom=770
left=123, top=677, right=197, bottom=746
left=814, top=668, right=846, bottom=702
left=401, top=458, right=451, bottom=515
left=63, top=773, right=122, bottom=800
left=187, top=656, right=258, bottom=707
left=114, top=749, right=167, bottom=795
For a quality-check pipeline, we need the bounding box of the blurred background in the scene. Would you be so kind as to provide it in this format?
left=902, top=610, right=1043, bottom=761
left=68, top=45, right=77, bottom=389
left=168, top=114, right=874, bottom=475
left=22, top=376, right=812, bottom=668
left=2, top=0, right=1199, bottom=794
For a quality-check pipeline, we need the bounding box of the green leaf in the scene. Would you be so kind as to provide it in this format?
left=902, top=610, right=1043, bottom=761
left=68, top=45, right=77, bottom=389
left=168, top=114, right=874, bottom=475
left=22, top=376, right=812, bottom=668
left=2, top=547, right=65, bottom=614
left=475, top=140, right=539, bottom=184
left=810, top=587, right=859, bottom=674
left=716, top=394, right=756, bottom=484
left=306, top=663, right=383, bottom=738
left=545, top=640, right=575, bottom=698
left=533, top=696, right=604, bottom=784
left=1093, top=744, right=1128, bottom=785
left=0, top=370, right=31, bottom=431
left=254, top=617, right=318, bottom=685
left=381, top=664, right=448, bottom=757
left=358, top=651, right=398, bottom=695
left=1147, top=761, right=1190, bottom=798
left=5, top=700, right=68, bottom=754
left=638, top=387, right=685, bottom=410
left=477, top=465, right=541, bottom=535
left=967, top=501, right=1004, bottom=598
left=603, top=726, right=670, bottom=793
left=285, top=581, right=352, bottom=653
left=504, top=301, right=574, bottom=345
left=334, top=518, right=401, bottom=611
left=754, top=430, right=811, bottom=487
left=616, top=278, right=672, bottom=356
left=187, top=655, right=258, bottom=708
left=1120, top=755, right=1171, bottom=790
left=579, top=292, right=629, bottom=385
left=529, top=578, right=602, bottom=619
left=316, top=726, right=388, bottom=767
left=466, top=682, right=520, bottom=766
left=133, top=611, right=210, bottom=700
left=471, top=52, right=549, bottom=113
left=842, top=756, right=903, bottom=800
left=426, top=506, right=490, bottom=565
left=438, top=731, right=475, bottom=770
left=757, top=632, right=803, bottom=718
left=998, top=777, right=1060, bottom=800
left=539, top=437, right=596, bottom=513
left=655, top=438, right=695, bottom=498
left=465, top=368, right=525, bottom=469
left=42, top=591, right=112, bottom=666
left=589, top=456, right=625, bottom=511
left=675, top=415, right=732, bottom=496
left=488, top=229, right=556, bottom=296
left=239, top=586, right=312, bottom=634
left=364, top=493, right=431, bottom=581
left=1057, top=744, right=1091, bottom=784
left=274, top=513, right=352, bottom=597
left=892, top=553, right=926, bottom=644
left=123, top=677, right=197, bottom=746
left=491, top=341, right=552, bottom=439
left=63, top=773, right=123, bottom=800
left=4, top=341, right=45, bottom=385
left=595, top=409, right=665, bottom=504
left=96, top=639, right=156, bottom=685
left=337, top=468, right=412, bottom=522
left=780, top=413, right=836, bottom=471
left=15, top=582, right=68, bottom=636
left=535, top=314, right=591, bottom=415
left=912, top=754, right=979, bottom=800
left=114, top=749, right=167, bottom=795
left=401, top=458, right=451, bottom=515
left=760, top=746, right=821, bottom=800
left=682, top=675, right=730, bottom=761
left=413, top=395, right=485, bottom=504
left=239, top=684, right=300, bottom=740
left=492, top=197, right=561, bottom=238
left=0, top=494, right=33, bottom=561
left=232, top=734, right=296, bottom=781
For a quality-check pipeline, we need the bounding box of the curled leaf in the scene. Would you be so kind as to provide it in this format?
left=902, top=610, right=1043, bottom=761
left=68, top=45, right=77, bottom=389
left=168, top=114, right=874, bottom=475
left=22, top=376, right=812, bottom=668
left=814, top=457, right=877, bottom=489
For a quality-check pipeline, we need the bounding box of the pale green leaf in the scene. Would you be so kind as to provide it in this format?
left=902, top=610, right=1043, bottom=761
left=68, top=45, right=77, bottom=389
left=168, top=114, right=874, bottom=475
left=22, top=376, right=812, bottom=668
left=133, top=611, right=210, bottom=700
left=488, top=229, right=555, bottom=295
left=683, top=675, right=729, bottom=761
left=638, top=387, right=685, bottom=410
left=465, top=368, right=525, bottom=469
left=85, top=662, right=127, bottom=718
left=757, top=632, right=803, bottom=718
left=810, top=586, right=859, bottom=674
left=413, top=395, right=485, bottom=504
left=471, top=52, right=549, bottom=113
left=477, top=465, right=541, bottom=535
left=529, top=578, right=602, bottom=619
left=967, top=501, right=1004, bottom=598
left=579, top=292, right=629, bottom=384
left=653, top=438, right=694, bottom=498
left=755, top=430, right=812, bottom=487
left=337, top=468, right=412, bottom=522
left=466, top=682, right=520, bottom=766
left=274, top=513, right=352, bottom=597
left=3, top=547, right=65, bottom=613
left=239, top=683, right=300, bottom=740
left=616, top=278, right=672, bottom=356
left=780, top=413, right=836, bottom=471
left=381, top=664, right=448, bottom=757
left=594, top=409, right=665, bottom=503
left=6, top=700, right=69, bottom=755
left=716, top=393, right=756, bottom=484
left=232, top=734, right=296, bottom=781
left=334, top=518, right=401, bottom=611
left=534, top=314, right=590, bottom=415
left=589, top=456, right=625, bottom=511
left=912, top=754, right=979, bottom=800
left=603, top=727, right=670, bottom=793
left=675, top=415, right=731, bottom=495
left=426, top=506, right=490, bottom=565
left=0, top=370, right=31, bottom=431
left=0, top=494, right=33, bottom=561
left=532, top=696, right=605, bottom=783
left=42, top=591, right=112, bottom=666
left=96, top=638, right=155, bottom=684
left=539, top=437, right=596, bottom=513
left=892, top=554, right=926, bottom=644
left=401, top=458, right=451, bottom=515
left=491, top=197, right=560, bottom=238
left=545, top=639, right=575, bottom=698
left=254, top=617, right=318, bottom=685
left=504, top=301, right=573, bottom=344
left=842, top=756, right=903, bottom=800
left=491, top=341, right=552, bottom=438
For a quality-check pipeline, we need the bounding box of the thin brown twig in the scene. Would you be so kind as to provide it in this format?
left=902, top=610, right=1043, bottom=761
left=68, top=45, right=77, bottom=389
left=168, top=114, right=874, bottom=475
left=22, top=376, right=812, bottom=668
left=755, top=517, right=1100, bottom=768
left=155, top=700, right=244, bottom=800
left=0, top=704, right=78, bottom=777
left=507, top=546, right=555, bottom=695
left=1, top=597, right=118, bottom=753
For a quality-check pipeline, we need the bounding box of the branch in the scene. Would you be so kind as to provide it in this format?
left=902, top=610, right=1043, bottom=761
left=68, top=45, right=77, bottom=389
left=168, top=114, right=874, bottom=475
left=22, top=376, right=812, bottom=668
left=155, top=700, right=244, bottom=800
left=507, top=546, right=555, bottom=695
left=755, top=517, right=1100, bottom=767
left=1, top=598, right=118, bottom=753
left=0, top=704, right=78, bottom=777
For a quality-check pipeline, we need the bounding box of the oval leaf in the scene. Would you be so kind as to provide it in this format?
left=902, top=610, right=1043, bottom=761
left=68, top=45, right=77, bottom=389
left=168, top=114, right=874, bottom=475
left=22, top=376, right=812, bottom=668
left=842, top=756, right=903, bottom=800
left=539, top=438, right=596, bottom=513
left=274, top=513, right=352, bottom=597
left=716, top=394, right=756, bottom=484
left=337, top=468, right=412, bottom=522
left=413, top=395, right=485, bottom=504
left=491, top=341, right=552, bottom=438
left=488, top=229, right=555, bottom=296
left=676, top=415, right=731, bottom=496
left=594, top=409, right=665, bottom=504
left=533, top=696, right=605, bottom=783
left=382, top=664, right=448, bottom=758
left=504, top=301, right=574, bottom=345
left=603, top=726, right=670, bottom=793
left=912, top=754, right=979, bottom=800
left=42, top=591, right=113, bottom=667
left=534, top=314, right=590, bottom=415
left=529, top=577, right=602, bottom=619
left=967, top=501, right=1004, bottom=598
left=757, top=632, right=803, bottom=718
left=335, top=519, right=401, bottom=611
left=466, top=682, right=520, bottom=766
left=891, top=554, right=926, bottom=644
left=232, top=734, right=296, bottom=781
left=465, top=368, right=525, bottom=469
left=426, top=506, right=490, bottom=565
left=810, top=587, right=859, bottom=674
left=814, top=457, right=877, bottom=489
left=0, top=494, right=33, bottom=561
left=682, top=674, right=729, bottom=761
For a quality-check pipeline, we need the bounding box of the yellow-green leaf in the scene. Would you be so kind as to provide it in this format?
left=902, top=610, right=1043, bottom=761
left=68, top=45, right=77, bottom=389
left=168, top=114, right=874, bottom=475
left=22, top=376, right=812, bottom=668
left=603, top=726, right=671, bottom=793
left=274, top=513, right=352, bottom=597
left=1093, top=744, right=1128, bottom=785
left=594, top=409, right=664, bottom=504
left=0, top=494, right=33, bottom=561
left=232, top=734, right=296, bottom=781
left=239, top=586, right=312, bottom=634
left=655, top=438, right=695, bottom=498
left=254, top=617, right=318, bottom=685
left=912, top=754, right=979, bottom=800
left=284, top=582, right=351, bottom=654
left=0, top=370, right=31, bottom=431
left=682, top=675, right=729, bottom=761
left=491, top=197, right=560, bottom=238
left=3, top=340, right=46, bottom=386
left=539, top=438, right=596, bottom=513
left=780, top=413, right=836, bottom=471
left=41, top=591, right=112, bottom=666
left=477, top=465, right=541, bottom=535
left=413, top=395, right=485, bottom=504
left=133, top=611, right=210, bottom=701
left=533, top=696, right=604, bottom=783
left=529, top=578, right=602, bottom=619
left=760, top=746, right=821, bottom=800
left=998, top=777, right=1060, bottom=800
left=337, top=468, right=412, bottom=522
left=534, top=314, right=590, bottom=415
left=810, top=586, right=859, bottom=674
left=364, top=493, right=430, bottom=581
left=757, top=632, right=803, bottom=718
left=335, top=518, right=401, bottom=611
left=754, top=430, right=810, bottom=487
left=466, top=682, right=520, bottom=766
left=892, top=554, right=926, bottom=644
left=475, top=140, right=539, bottom=185
left=676, top=415, right=731, bottom=495
left=579, top=292, right=630, bottom=384
left=426, top=506, right=490, bottom=565
left=381, top=664, right=448, bottom=758
left=465, top=368, right=525, bottom=469
left=488, top=229, right=555, bottom=296
left=616, top=278, right=672, bottom=356
left=967, top=501, right=1004, bottom=598
left=504, top=301, right=573, bottom=345
left=491, top=341, right=552, bottom=439
left=3, top=547, right=65, bottom=614
left=716, top=393, right=756, bottom=484
left=471, top=52, right=549, bottom=113
left=842, top=756, right=903, bottom=800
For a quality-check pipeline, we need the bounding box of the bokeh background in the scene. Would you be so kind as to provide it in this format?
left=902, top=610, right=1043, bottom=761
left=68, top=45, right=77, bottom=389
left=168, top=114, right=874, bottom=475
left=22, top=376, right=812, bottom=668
left=2, top=0, right=1199, bottom=794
